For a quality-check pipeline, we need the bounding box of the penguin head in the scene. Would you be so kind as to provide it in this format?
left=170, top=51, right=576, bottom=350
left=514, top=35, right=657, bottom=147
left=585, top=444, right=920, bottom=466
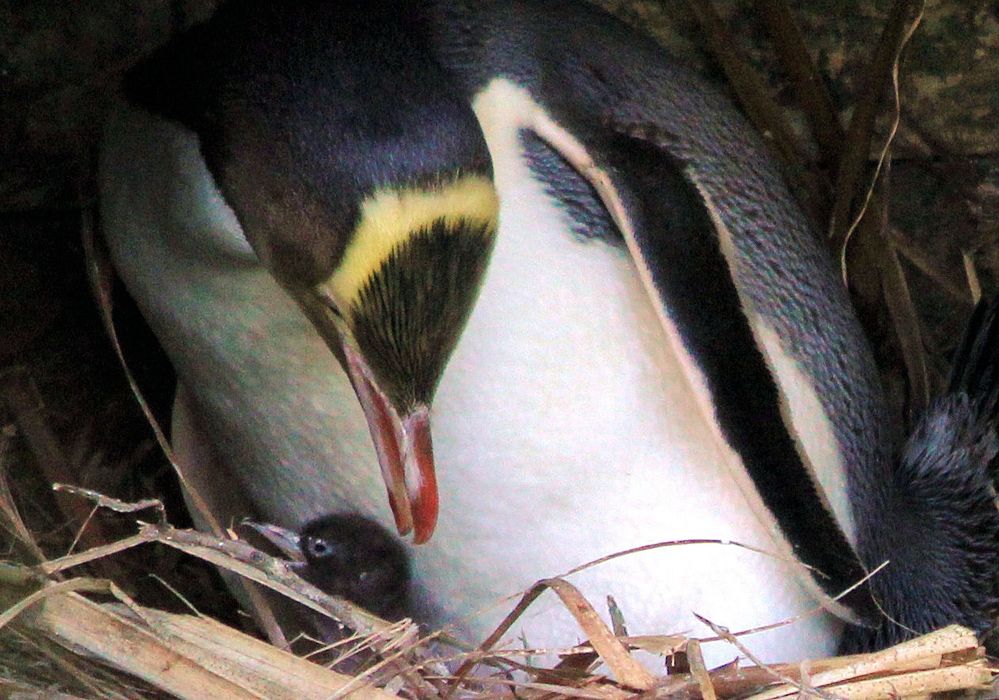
left=125, top=0, right=499, bottom=543
left=216, top=83, right=499, bottom=545
left=275, top=174, right=499, bottom=545
left=211, top=110, right=499, bottom=545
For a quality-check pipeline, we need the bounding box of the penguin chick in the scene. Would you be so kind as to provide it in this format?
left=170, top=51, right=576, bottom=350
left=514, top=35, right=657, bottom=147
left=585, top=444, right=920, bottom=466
left=247, top=514, right=411, bottom=622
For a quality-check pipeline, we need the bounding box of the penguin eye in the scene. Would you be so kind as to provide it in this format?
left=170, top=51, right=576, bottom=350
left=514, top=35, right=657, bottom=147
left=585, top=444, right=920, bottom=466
left=315, top=286, right=346, bottom=320
left=327, top=301, right=344, bottom=320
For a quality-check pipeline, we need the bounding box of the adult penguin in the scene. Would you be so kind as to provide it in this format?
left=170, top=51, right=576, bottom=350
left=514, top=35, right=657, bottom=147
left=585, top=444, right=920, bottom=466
left=100, top=0, right=999, bottom=664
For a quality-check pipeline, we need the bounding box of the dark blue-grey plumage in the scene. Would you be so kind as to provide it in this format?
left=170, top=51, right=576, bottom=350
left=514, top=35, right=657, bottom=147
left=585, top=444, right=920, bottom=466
left=520, top=131, right=622, bottom=245
left=841, top=300, right=999, bottom=652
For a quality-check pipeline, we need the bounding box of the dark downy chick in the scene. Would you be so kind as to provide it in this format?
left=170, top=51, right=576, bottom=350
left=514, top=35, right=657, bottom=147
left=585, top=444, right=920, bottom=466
left=248, top=514, right=411, bottom=622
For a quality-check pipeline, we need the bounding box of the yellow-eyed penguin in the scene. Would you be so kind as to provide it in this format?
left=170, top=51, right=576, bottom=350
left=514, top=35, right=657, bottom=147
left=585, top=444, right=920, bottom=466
left=99, top=0, right=999, bottom=665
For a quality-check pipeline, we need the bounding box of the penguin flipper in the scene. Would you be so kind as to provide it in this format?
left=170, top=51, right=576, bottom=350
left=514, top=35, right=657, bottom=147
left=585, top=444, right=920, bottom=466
left=470, top=82, right=876, bottom=626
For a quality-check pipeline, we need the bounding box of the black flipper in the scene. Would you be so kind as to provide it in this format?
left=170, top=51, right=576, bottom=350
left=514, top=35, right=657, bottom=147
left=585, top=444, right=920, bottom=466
left=590, top=127, right=880, bottom=624
left=840, top=298, right=999, bottom=652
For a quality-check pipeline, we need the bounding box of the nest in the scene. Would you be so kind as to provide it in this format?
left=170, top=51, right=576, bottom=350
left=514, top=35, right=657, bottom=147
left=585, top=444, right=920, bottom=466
left=0, top=494, right=994, bottom=699
left=2, top=300, right=995, bottom=697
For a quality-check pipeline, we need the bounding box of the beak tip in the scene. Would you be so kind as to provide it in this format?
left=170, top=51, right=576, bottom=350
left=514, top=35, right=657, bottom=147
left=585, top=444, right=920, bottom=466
left=388, top=502, right=414, bottom=537
left=411, top=489, right=439, bottom=544
left=406, top=409, right=438, bottom=545
left=342, top=345, right=441, bottom=545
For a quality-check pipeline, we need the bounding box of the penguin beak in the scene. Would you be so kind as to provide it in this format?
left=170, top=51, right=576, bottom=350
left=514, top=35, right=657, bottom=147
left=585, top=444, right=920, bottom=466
left=342, top=344, right=439, bottom=544
left=291, top=290, right=440, bottom=544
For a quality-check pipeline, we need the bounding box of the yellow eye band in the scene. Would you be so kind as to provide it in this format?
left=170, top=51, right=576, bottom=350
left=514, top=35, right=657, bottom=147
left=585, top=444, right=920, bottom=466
left=322, top=175, right=499, bottom=309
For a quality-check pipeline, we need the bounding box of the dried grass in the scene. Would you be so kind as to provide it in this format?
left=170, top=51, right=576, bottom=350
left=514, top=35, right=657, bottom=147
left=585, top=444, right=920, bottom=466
left=0, top=472, right=994, bottom=699
left=0, top=2, right=996, bottom=698
left=0, top=522, right=995, bottom=698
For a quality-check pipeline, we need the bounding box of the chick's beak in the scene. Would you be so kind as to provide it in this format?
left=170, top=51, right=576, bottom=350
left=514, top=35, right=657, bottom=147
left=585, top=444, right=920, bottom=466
left=241, top=520, right=304, bottom=562
left=342, top=344, right=439, bottom=544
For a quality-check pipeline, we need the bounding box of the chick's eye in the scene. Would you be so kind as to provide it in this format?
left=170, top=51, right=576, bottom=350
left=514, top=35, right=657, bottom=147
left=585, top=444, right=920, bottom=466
left=307, top=537, right=334, bottom=558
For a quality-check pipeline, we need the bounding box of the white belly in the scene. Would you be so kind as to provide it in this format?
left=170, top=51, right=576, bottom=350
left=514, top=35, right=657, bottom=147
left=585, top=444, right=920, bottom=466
left=100, top=103, right=838, bottom=668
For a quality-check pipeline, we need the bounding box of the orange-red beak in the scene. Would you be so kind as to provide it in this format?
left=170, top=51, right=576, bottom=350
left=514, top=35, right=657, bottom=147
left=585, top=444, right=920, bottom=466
left=342, top=344, right=439, bottom=544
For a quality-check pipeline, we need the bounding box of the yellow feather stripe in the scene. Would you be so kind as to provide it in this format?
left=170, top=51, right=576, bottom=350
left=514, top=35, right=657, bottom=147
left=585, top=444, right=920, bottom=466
left=322, top=175, right=499, bottom=309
